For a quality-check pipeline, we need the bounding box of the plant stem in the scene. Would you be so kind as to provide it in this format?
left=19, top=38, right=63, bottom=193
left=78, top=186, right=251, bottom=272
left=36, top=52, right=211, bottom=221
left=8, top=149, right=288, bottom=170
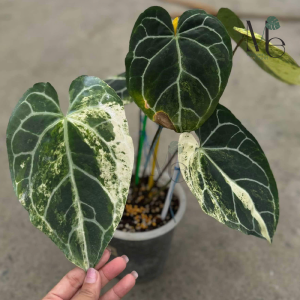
left=233, top=37, right=244, bottom=56
left=147, top=132, right=161, bottom=190
left=154, top=149, right=178, bottom=186
left=135, top=114, right=147, bottom=185
left=142, top=125, right=163, bottom=178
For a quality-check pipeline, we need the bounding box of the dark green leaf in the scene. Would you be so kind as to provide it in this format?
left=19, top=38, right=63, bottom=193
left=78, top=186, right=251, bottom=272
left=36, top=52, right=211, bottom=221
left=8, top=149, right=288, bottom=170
left=217, top=8, right=300, bottom=85
left=126, top=6, right=232, bottom=133
left=6, top=76, right=134, bottom=270
left=217, top=8, right=245, bottom=43
left=266, top=16, right=280, bottom=30
left=104, top=72, right=133, bottom=105
left=178, top=104, right=279, bottom=242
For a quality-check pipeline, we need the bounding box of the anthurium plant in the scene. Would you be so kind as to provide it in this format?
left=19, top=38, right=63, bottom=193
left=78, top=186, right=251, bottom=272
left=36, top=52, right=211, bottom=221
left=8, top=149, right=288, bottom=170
left=7, top=6, right=299, bottom=270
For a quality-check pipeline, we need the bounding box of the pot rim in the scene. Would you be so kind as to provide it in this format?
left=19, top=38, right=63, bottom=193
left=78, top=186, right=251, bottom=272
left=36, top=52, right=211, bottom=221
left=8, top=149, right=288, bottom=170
left=113, top=172, right=186, bottom=241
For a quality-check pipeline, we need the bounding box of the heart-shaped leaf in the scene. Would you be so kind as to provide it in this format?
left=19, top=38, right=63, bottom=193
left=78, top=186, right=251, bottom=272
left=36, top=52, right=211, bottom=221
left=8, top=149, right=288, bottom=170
left=6, top=76, right=134, bottom=270
left=217, top=8, right=300, bottom=85
left=178, top=104, right=279, bottom=242
left=104, top=72, right=133, bottom=105
left=126, top=6, right=232, bottom=133
left=266, top=16, right=280, bottom=30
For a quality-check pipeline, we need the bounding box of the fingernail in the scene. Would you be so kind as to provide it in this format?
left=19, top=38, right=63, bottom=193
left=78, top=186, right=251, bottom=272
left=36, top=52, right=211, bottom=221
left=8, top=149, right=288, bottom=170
left=131, top=271, right=138, bottom=279
left=106, top=247, right=112, bottom=253
left=85, top=268, right=97, bottom=284
left=121, top=255, right=129, bottom=263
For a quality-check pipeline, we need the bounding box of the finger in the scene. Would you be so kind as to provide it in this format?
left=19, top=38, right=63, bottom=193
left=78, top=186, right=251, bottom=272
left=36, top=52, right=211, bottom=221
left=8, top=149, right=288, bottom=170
left=43, top=267, right=85, bottom=300
left=95, top=248, right=111, bottom=270
left=43, top=250, right=111, bottom=300
left=99, top=272, right=138, bottom=300
left=99, top=256, right=129, bottom=288
left=73, top=268, right=101, bottom=300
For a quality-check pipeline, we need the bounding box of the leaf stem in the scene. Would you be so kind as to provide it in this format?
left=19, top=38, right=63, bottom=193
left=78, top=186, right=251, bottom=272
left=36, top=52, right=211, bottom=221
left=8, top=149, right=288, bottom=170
left=147, top=132, right=161, bottom=190
left=142, top=125, right=163, bottom=178
left=154, top=149, right=178, bottom=187
left=233, top=37, right=245, bottom=56
left=135, top=114, right=147, bottom=185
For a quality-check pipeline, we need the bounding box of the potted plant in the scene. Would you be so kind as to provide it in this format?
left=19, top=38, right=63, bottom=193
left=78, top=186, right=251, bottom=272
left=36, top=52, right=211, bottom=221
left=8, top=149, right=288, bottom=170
left=6, top=6, right=299, bottom=283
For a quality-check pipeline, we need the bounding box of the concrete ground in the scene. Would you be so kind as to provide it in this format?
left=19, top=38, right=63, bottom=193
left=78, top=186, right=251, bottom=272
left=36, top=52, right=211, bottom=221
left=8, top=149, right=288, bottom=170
left=1, top=0, right=300, bottom=299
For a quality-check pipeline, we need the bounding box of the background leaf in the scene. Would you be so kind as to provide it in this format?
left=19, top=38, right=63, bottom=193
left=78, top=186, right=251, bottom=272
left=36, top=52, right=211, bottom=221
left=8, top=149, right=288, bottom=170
left=126, top=6, right=232, bottom=133
left=217, top=8, right=245, bottom=43
left=266, top=16, right=280, bottom=30
left=234, top=27, right=300, bottom=85
left=217, top=8, right=300, bottom=85
left=178, top=104, right=279, bottom=242
left=6, top=76, right=134, bottom=270
left=104, top=72, right=133, bottom=105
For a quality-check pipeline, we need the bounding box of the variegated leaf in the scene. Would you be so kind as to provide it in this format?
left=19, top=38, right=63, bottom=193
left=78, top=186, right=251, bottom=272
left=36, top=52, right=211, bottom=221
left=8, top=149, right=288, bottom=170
left=6, top=76, right=134, bottom=270
left=234, top=27, right=300, bottom=85
left=178, top=104, right=279, bottom=242
left=217, top=8, right=300, bottom=85
left=104, top=72, right=133, bottom=105
left=126, top=6, right=232, bottom=133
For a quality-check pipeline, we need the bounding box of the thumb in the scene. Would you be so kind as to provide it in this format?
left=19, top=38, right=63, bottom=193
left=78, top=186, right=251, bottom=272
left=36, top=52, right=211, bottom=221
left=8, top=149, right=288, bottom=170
left=73, top=268, right=101, bottom=300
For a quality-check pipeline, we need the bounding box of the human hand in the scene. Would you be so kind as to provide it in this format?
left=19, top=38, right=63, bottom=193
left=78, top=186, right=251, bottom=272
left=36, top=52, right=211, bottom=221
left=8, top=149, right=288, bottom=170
left=43, top=249, right=137, bottom=300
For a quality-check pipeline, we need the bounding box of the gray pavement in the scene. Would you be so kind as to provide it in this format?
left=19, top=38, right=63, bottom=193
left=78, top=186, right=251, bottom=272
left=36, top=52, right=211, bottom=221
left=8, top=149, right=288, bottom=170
left=1, top=1, right=300, bottom=299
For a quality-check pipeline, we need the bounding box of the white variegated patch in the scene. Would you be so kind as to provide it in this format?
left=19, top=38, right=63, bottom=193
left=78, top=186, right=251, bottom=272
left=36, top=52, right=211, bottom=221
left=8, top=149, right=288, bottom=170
left=178, top=105, right=279, bottom=242
left=7, top=76, right=134, bottom=269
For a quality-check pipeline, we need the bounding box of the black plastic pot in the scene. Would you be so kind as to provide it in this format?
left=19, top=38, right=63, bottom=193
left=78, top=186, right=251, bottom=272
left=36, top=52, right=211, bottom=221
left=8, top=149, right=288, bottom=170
left=108, top=173, right=186, bottom=282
